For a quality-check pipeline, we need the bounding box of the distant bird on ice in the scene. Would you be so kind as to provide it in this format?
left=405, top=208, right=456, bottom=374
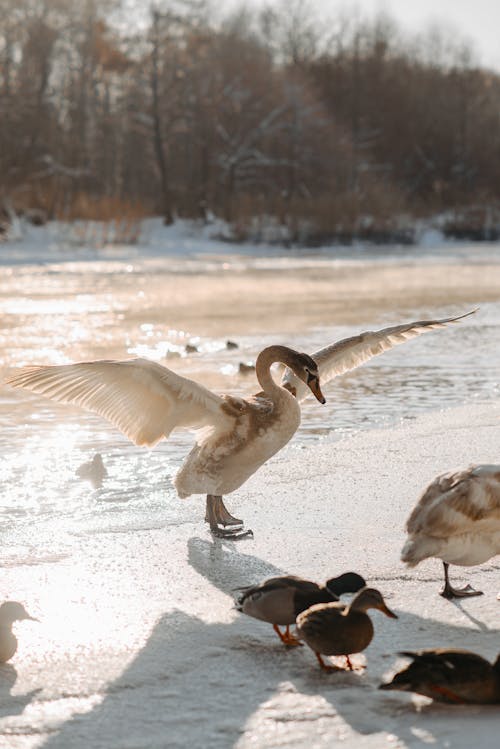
left=6, top=311, right=474, bottom=539
left=380, top=649, right=500, bottom=704
left=401, top=464, right=500, bottom=598
left=236, top=571, right=366, bottom=645
left=76, top=453, right=108, bottom=488
left=0, top=602, right=38, bottom=663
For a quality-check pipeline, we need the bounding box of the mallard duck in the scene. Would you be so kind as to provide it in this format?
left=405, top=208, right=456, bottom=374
left=379, top=649, right=500, bottom=704
left=0, top=601, right=38, bottom=663
left=296, top=587, right=398, bottom=671
left=6, top=311, right=473, bottom=539
left=401, top=464, right=500, bottom=598
left=76, top=453, right=108, bottom=488
left=236, top=571, right=366, bottom=645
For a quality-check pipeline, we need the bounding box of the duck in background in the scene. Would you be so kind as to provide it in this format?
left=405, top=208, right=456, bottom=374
left=296, top=588, right=397, bottom=671
left=0, top=602, right=38, bottom=663
left=76, top=453, right=108, bottom=489
left=401, top=464, right=500, bottom=598
left=236, top=572, right=366, bottom=645
left=379, top=649, right=500, bottom=704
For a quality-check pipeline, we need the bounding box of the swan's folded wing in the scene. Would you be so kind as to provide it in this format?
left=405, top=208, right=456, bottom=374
left=282, top=310, right=477, bottom=402
left=6, top=358, right=233, bottom=447
left=407, top=467, right=500, bottom=538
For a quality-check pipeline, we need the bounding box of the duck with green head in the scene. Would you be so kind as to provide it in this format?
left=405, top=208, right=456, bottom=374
left=236, top=571, right=366, bottom=645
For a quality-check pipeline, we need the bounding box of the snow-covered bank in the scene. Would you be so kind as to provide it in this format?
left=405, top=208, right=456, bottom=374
left=3, top=216, right=500, bottom=267
left=0, top=402, right=498, bottom=749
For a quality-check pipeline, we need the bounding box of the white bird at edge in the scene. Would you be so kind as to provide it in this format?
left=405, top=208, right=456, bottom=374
left=401, top=463, right=500, bottom=598
left=6, top=310, right=475, bottom=539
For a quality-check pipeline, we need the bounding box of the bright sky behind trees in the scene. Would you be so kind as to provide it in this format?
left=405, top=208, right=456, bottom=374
left=229, top=0, right=500, bottom=71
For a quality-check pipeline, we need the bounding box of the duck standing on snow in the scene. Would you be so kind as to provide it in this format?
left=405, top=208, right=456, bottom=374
left=379, top=649, right=500, bottom=704
left=401, top=464, right=500, bottom=598
left=6, top=311, right=473, bottom=539
left=296, top=587, right=398, bottom=671
left=236, top=571, right=366, bottom=645
left=0, top=602, right=38, bottom=663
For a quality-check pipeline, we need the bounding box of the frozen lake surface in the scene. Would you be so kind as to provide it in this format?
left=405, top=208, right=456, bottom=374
left=0, top=223, right=499, bottom=747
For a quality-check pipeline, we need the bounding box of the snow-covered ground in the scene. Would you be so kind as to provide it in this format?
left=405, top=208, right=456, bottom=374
left=0, top=219, right=499, bottom=748
left=0, top=403, right=498, bottom=749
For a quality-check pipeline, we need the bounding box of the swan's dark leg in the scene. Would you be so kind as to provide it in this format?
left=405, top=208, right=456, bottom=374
left=205, top=495, right=253, bottom=539
left=215, top=496, right=244, bottom=527
left=440, top=562, right=483, bottom=599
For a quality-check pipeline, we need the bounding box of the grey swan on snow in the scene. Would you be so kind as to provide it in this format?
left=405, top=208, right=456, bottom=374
left=401, top=464, right=500, bottom=598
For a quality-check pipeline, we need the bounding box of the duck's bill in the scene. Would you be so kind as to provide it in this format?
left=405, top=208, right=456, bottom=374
left=25, top=614, right=39, bottom=622
left=307, top=376, right=326, bottom=404
left=380, top=603, right=398, bottom=619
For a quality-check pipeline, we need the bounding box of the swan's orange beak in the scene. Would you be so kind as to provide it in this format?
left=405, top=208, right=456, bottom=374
left=307, top=375, right=325, bottom=404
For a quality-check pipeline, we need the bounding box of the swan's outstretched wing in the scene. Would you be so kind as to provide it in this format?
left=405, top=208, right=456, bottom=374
left=282, top=310, right=477, bottom=402
left=6, top=358, right=234, bottom=447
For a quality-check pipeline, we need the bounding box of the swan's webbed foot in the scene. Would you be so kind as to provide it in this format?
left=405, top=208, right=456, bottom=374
left=440, top=583, right=483, bottom=599
left=210, top=525, right=254, bottom=540
left=440, top=562, right=483, bottom=599
left=206, top=495, right=253, bottom=540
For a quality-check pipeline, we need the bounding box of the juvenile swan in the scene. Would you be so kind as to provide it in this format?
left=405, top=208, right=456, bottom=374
left=6, top=312, right=472, bottom=538
left=401, top=464, right=500, bottom=598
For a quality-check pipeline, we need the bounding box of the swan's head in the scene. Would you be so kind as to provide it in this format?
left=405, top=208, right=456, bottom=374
left=294, top=353, right=325, bottom=404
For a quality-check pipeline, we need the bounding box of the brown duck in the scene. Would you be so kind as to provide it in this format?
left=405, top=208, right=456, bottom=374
left=236, top=571, right=366, bottom=645
left=296, top=587, right=398, bottom=671
left=379, top=649, right=500, bottom=704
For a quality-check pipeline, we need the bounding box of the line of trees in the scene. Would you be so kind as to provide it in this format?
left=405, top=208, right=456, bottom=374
left=2, top=0, right=500, bottom=244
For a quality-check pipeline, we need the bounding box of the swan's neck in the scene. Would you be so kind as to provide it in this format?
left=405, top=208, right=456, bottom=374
left=256, top=346, right=300, bottom=400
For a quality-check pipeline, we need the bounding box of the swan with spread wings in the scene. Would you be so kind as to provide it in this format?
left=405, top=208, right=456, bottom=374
left=6, top=311, right=474, bottom=538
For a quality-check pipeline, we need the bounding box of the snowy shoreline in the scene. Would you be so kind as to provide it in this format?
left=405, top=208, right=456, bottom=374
left=2, top=216, right=500, bottom=268
left=1, top=401, right=499, bottom=748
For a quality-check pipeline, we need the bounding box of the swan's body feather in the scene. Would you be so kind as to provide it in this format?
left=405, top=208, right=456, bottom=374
left=175, top=390, right=300, bottom=496
left=281, top=311, right=476, bottom=402
left=402, top=464, right=500, bottom=567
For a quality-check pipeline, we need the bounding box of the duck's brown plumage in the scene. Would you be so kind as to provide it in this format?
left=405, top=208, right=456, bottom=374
left=296, top=587, right=397, bottom=670
left=236, top=572, right=366, bottom=626
left=380, top=649, right=500, bottom=704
